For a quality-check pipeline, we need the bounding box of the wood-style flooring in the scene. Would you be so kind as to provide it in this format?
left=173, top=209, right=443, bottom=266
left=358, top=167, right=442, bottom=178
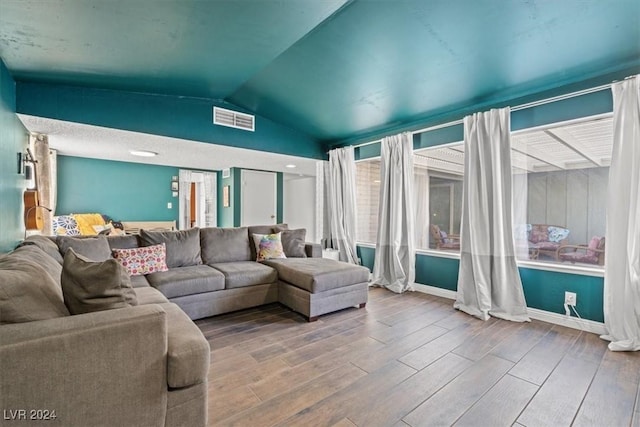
left=195, top=288, right=640, bottom=427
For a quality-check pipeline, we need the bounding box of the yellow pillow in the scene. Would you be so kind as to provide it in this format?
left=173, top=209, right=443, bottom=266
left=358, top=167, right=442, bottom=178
left=72, top=213, right=106, bottom=236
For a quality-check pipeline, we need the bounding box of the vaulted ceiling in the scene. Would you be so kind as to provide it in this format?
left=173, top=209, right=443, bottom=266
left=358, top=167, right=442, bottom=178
left=1, top=0, right=639, bottom=145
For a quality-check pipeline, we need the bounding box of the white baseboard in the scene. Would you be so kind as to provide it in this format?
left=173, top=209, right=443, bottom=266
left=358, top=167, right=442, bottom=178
left=412, top=283, right=606, bottom=335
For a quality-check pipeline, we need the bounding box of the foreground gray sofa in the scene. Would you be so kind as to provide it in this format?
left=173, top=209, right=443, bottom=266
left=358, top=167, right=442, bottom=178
left=0, top=243, right=209, bottom=427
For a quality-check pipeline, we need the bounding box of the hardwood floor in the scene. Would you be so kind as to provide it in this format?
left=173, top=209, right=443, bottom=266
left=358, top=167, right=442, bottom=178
left=195, top=288, right=640, bottom=427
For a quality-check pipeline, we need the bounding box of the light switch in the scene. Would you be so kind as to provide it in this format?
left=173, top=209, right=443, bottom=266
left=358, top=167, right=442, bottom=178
left=167, top=202, right=172, bottom=209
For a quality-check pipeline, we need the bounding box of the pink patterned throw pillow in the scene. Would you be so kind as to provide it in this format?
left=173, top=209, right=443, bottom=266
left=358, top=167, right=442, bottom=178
left=112, top=243, right=169, bottom=276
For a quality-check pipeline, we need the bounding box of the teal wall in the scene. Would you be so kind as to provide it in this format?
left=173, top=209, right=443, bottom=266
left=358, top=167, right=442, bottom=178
left=16, top=82, right=326, bottom=160
left=56, top=156, right=179, bottom=222
left=0, top=59, right=28, bottom=252
left=357, top=246, right=605, bottom=323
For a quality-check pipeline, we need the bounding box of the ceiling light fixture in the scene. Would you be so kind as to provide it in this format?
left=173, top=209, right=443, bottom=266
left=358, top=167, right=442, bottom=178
left=285, top=164, right=297, bottom=168
left=130, top=150, right=158, bottom=157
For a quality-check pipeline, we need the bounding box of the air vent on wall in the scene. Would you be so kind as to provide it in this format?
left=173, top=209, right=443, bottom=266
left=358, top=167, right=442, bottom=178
left=213, top=107, right=255, bottom=132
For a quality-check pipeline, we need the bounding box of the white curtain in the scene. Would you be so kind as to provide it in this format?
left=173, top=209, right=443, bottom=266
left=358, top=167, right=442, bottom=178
left=178, top=169, right=192, bottom=230
left=454, top=108, right=530, bottom=322
left=33, top=136, right=56, bottom=235
left=203, top=172, right=217, bottom=228
left=372, top=132, right=416, bottom=293
left=414, top=169, right=429, bottom=249
left=327, top=147, right=359, bottom=264
left=601, top=75, right=640, bottom=352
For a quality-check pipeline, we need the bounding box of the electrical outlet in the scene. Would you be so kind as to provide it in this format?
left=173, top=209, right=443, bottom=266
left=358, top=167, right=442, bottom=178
left=564, top=291, right=577, bottom=306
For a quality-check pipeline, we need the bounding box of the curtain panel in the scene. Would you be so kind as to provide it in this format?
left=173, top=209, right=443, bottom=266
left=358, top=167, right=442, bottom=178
left=455, top=108, right=530, bottom=322
left=327, top=147, right=359, bottom=264
left=371, top=132, right=416, bottom=293
left=601, top=75, right=640, bottom=351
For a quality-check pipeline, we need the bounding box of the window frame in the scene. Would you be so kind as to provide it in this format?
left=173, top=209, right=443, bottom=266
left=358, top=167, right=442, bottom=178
left=354, top=113, right=612, bottom=278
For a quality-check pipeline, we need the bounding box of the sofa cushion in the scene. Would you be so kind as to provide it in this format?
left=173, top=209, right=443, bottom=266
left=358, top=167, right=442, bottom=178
left=17, top=235, right=64, bottom=265
left=263, top=258, right=370, bottom=293
left=61, top=249, right=138, bottom=314
left=107, top=234, right=140, bottom=250
left=130, top=274, right=151, bottom=288
left=146, top=265, right=225, bottom=299
left=134, top=286, right=170, bottom=305
left=548, top=226, right=570, bottom=243
left=0, top=251, right=70, bottom=323
left=210, top=261, right=278, bottom=289
left=11, top=245, right=63, bottom=286
left=140, top=228, right=202, bottom=268
left=58, top=235, right=112, bottom=261
left=112, top=243, right=169, bottom=276
left=158, top=303, right=210, bottom=388
left=279, top=228, right=307, bottom=258
left=200, top=227, right=251, bottom=264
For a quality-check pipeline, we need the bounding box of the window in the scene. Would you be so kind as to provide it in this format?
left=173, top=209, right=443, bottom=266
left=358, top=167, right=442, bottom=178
left=355, top=159, right=380, bottom=244
left=354, top=115, right=611, bottom=270
left=414, top=145, right=464, bottom=251
left=512, top=115, right=612, bottom=268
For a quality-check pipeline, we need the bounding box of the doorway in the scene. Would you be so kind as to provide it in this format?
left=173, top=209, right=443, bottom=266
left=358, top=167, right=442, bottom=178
left=241, top=170, right=277, bottom=226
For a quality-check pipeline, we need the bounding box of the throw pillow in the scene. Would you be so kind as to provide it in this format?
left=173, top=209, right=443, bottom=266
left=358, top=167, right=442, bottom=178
left=52, top=215, right=81, bottom=236
left=548, top=226, right=570, bottom=243
left=139, top=228, right=202, bottom=268
left=529, top=228, right=548, bottom=244
left=251, top=233, right=287, bottom=262
left=0, top=254, right=70, bottom=324
left=112, top=243, right=169, bottom=276
left=57, top=235, right=112, bottom=261
left=61, top=249, right=138, bottom=315
left=280, top=229, right=307, bottom=258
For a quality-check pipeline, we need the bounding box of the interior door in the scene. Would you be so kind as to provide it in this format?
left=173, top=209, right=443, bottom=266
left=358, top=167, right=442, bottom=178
left=241, top=170, right=277, bottom=226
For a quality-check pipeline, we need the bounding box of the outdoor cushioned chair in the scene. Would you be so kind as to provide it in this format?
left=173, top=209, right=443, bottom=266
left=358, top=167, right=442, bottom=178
left=557, top=236, right=605, bottom=266
left=430, top=224, right=460, bottom=250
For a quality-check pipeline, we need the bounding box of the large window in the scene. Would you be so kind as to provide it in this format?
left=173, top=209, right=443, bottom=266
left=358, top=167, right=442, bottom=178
left=354, top=115, right=611, bottom=270
left=511, top=115, right=611, bottom=268
left=355, top=159, right=380, bottom=244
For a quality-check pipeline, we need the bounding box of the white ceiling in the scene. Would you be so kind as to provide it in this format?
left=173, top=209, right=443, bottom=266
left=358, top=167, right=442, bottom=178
left=414, top=115, right=613, bottom=176
left=17, top=114, right=319, bottom=177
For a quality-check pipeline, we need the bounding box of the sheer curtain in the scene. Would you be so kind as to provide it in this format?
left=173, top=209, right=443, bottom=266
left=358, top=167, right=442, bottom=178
left=414, top=169, right=429, bottom=249
left=327, top=147, right=358, bottom=264
left=601, top=75, right=640, bottom=351
left=33, top=136, right=56, bottom=235
left=203, top=172, right=217, bottom=228
left=372, top=132, right=416, bottom=293
left=178, top=169, right=192, bottom=230
left=454, top=108, right=530, bottom=322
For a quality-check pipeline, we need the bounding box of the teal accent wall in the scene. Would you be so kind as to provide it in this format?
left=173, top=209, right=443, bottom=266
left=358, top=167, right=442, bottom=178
left=56, top=156, right=179, bottom=222
left=276, top=172, right=283, bottom=223
left=16, top=82, right=326, bottom=160
left=217, top=170, right=234, bottom=227
left=0, top=59, right=28, bottom=252
left=233, top=168, right=242, bottom=227
left=357, top=245, right=604, bottom=322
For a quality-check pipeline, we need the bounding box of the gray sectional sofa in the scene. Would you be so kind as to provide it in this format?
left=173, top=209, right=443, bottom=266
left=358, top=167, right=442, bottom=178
left=0, top=224, right=369, bottom=427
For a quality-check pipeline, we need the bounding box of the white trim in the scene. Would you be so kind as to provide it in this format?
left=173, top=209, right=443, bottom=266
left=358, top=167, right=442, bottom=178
left=413, top=283, right=606, bottom=335
left=516, top=260, right=604, bottom=277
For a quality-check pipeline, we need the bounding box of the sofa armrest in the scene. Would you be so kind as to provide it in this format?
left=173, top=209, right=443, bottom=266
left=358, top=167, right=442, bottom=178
left=305, top=242, right=323, bottom=258
left=0, top=306, right=168, bottom=427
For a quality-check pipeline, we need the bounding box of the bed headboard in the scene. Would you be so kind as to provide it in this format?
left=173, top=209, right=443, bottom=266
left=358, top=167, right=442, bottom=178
left=121, top=221, right=177, bottom=235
